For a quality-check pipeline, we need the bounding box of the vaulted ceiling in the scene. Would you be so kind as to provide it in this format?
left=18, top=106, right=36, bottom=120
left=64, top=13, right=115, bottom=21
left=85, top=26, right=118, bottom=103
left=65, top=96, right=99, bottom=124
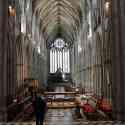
left=33, top=0, right=83, bottom=47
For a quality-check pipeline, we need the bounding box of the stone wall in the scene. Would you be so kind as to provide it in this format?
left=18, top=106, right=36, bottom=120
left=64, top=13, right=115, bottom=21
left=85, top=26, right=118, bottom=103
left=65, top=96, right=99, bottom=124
left=71, top=0, right=112, bottom=101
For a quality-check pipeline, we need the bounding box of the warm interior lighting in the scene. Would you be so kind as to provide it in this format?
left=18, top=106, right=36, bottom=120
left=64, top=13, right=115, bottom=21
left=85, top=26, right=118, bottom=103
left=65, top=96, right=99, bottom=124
left=75, top=88, right=79, bottom=92
left=9, top=5, right=16, bottom=16
left=9, top=5, right=12, bottom=10
left=105, top=2, right=110, bottom=10
left=104, top=1, right=111, bottom=16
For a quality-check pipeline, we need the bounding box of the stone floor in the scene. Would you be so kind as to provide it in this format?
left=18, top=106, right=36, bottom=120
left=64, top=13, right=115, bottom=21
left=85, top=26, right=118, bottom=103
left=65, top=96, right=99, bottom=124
left=44, top=109, right=111, bottom=125
left=11, top=109, right=125, bottom=125
left=2, top=121, right=125, bottom=125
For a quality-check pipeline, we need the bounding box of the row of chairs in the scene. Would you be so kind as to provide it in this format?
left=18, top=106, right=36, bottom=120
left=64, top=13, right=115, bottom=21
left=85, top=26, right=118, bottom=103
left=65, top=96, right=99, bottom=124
left=82, top=95, right=112, bottom=120
left=7, top=96, right=33, bottom=121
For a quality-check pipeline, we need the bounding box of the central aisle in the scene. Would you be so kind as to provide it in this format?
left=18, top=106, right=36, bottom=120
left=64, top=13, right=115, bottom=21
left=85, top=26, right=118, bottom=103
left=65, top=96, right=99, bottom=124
left=45, top=109, right=83, bottom=125
left=44, top=109, right=119, bottom=125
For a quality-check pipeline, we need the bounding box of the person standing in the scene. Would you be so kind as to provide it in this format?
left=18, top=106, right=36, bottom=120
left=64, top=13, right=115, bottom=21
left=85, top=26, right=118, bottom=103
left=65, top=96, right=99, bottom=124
left=33, top=92, right=47, bottom=125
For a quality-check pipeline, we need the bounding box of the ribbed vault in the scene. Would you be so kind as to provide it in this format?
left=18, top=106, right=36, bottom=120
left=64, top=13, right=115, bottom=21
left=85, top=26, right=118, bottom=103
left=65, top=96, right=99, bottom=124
left=33, top=0, right=83, bottom=48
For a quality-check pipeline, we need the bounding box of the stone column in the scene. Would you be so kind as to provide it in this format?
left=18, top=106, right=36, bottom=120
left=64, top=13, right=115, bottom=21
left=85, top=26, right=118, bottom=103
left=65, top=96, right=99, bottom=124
left=112, top=0, right=125, bottom=121
left=47, top=49, right=50, bottom=79
left=0, top=0, right=17, bottom=121
left=8, top=2, right=17, bottom=102
left=0, top=0, right=8, bottom=121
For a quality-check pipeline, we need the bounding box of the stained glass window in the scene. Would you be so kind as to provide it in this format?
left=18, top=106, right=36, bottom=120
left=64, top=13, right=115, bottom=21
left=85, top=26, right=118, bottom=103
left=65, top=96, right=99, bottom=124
left=50, top=38, right=70, bottom=73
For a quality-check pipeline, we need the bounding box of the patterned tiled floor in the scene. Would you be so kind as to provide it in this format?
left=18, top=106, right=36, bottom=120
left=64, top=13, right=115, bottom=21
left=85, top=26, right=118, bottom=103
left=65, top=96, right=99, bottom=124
left=45, top=109, right=125, bottom=125
left=11, top=109, right=125, bottom=125
left=44, top=109, right=113, bottom=125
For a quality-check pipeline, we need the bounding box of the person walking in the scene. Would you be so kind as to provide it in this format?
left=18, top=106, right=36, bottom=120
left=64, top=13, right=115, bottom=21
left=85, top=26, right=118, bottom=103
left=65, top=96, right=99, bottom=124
left=33, top=92, right=47, bottom=125
left=75, top=102, right=82, bottom=118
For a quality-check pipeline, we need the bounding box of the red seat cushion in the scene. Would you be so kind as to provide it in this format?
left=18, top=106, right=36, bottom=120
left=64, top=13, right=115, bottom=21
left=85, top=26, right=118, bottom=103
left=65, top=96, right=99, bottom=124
left=83, top=103, right=96, bottom=113
left=98, top=99, right=112, bottom=112
left=24, top=103, right=34, bottom=114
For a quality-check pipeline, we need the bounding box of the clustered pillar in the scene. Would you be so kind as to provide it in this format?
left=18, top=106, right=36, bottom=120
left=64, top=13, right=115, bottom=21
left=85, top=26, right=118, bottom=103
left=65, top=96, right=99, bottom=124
left=0, top=0, right=10, bottom=121
left=112, top=0, right=125, bottom=121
